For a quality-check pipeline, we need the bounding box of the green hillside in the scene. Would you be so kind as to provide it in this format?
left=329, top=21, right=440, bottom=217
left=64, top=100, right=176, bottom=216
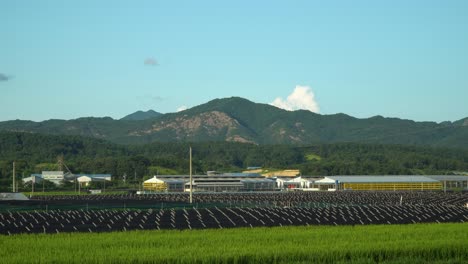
left=0, top=97, right=466, bottom=148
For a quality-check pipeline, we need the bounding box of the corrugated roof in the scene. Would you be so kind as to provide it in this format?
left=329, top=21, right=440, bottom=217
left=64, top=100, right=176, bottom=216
left=241, top=179, right=275, bottom=183
left=316, top=176, right=439, bottom=184
left=195, top=182, right=244, bottom=187
left=162, top=179, right=185, bottom=183
left=156, top=174, right=262, bottom=178
left=425, top=175, right=468, bottom=181
left=75, top=174, right=111, bottom=178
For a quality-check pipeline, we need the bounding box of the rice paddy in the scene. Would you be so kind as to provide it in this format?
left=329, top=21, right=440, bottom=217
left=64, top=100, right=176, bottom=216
left=1, top=223, right=467, bottom=263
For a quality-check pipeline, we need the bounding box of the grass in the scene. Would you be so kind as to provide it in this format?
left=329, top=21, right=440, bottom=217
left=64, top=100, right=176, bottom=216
left=306, top=153, right=322, bottom=161
left=148, top=165, right=180, bottom=175
left=0, top=223, right=467, bottom=263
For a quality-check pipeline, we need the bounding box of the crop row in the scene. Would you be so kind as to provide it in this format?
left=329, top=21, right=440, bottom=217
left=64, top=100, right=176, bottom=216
left=29, top=191, right=468, bottom=206
left=1, top=204, right=467, bottom=235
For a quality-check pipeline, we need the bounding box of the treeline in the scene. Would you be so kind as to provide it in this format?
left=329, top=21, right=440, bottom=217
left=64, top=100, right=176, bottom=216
left=298, top=144, right=468, bottom=175
left=0, top=132, right=467, bottom=191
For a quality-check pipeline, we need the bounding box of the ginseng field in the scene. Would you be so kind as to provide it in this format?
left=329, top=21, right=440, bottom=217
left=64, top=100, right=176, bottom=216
left=1, top=191, right=467, bottom=234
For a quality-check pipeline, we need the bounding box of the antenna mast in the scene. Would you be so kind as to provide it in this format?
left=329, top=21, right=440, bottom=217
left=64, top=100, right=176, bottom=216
left=12, top=161, right=16, bottom=192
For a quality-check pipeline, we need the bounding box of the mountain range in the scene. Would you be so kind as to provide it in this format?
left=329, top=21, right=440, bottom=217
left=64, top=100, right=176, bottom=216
left=0, top=97, right=467, bottom=148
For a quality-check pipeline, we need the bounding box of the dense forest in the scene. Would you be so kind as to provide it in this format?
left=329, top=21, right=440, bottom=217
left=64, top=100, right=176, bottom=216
left=1, top=132, right=467, bottom=191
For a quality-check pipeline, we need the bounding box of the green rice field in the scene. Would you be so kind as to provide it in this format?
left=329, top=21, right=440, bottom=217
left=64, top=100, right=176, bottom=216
left=1, top=223, right=467, bottom=263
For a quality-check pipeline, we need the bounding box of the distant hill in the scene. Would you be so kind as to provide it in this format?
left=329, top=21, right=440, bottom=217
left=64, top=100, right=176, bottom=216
left=0, top=97, right=467, bottom=148
left=120, top=110, right=162, bottom=121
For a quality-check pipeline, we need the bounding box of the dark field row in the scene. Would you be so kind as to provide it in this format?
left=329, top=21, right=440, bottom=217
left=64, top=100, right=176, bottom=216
left=1, top=204, right=467, bottom=235
left=29, top=191, right=468, bottom=206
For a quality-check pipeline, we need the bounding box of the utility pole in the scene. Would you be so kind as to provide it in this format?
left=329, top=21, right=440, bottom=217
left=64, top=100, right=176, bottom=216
left=31, top=174, right=35, bottom=197
left=12, top=161, right=16, bottom=192
left=134, top=170, right=137, bottom=190
left=189, top=146, right=193, bottom=204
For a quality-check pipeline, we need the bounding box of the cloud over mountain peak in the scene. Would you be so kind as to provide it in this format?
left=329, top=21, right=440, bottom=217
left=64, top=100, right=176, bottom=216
left=271, top=85, right=319, bottom=113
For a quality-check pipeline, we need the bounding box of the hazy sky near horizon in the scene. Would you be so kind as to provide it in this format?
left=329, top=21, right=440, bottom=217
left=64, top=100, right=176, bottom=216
left=1, top=0, right=467, bottom=122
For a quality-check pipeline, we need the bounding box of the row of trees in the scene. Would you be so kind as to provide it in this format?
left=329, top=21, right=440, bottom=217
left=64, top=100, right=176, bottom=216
left=1, top=132, right=467, bottom=191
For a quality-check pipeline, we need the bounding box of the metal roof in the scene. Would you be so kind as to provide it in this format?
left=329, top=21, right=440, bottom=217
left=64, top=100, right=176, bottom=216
left=316, top=176, right=439, bottom=184
left=241, top=179, right=276, bottom=183
left=162, top=179, right=185, bottom=183
left=42, top=171, right=64, bottom=175
left=195, top=182, right=244, bottom=187
left=74, top=174, right=111, bottom=178
left=155, top=174, right=263, bottom=179
left=425, top=175, right=468, bottom=181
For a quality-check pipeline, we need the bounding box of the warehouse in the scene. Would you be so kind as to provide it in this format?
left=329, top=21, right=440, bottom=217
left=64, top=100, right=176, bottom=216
left=241, top=179, right=276, bottom=191
left=314, top=176, right=442, bottom=191
left=28, top=171, right=111, bottom=186
left=75, top=174, right=112, bottom=187
left=425, top=175, right=468, bottom=191
left=143, top=173, right=275, bottom=192
left=22, top=174, right=44, bottom=185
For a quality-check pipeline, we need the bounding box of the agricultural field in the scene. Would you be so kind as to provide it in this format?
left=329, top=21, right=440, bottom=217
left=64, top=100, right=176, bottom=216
left=0, top=192, right=467, bottom=235
left=1, top=191, right=467, bottom=263
left=24, top=191, right=468, bottom=207
left=0, top=223, right=467, bottom=263
left=1, top=204, right=467, bottom=234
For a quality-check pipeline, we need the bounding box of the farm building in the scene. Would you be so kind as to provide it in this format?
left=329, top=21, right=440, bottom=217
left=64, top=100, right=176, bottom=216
left=143, top=177, right=185, bottom=192
left=425, top=175, right=468, bottom=191
left=76, top=174, right=112, bottom=187
left=74, top=174, right=111, bottom=182
left=241, top=179, right=276, bottom=191
left=314, top=176, right=442, bottom=191
left=41, top=171, right=65, bottom=185
left=22, top=174, right=44, bottom=185
left=29, top=171, right=111, bottom=186
left=276, top=177, right=304, bottom=189
left=143, top=173, right=276, bottom=192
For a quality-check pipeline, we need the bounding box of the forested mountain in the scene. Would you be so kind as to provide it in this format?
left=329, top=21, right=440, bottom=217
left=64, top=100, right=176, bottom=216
left=1, top=132, right=467, bottom=191
left=120, top=110, right=162, bottom=121
left=0, top=97, right=467, bottom=148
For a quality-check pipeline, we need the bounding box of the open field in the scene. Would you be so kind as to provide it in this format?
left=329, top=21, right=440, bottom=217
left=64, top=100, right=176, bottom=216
left=1, top=205, right=467, bottom=235
left=1, top=223, right=467, bottom=263
left=1, top=192, right=466, bottom=234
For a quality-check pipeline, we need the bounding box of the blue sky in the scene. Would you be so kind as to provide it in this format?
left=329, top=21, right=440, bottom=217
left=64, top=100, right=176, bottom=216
left=1, top=0, right=467, bottom=122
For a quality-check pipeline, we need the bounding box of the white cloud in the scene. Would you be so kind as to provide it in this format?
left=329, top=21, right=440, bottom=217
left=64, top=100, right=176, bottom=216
left=177, top=105, right=188, bottom=112
left=270, top=85, right=320, bottom=113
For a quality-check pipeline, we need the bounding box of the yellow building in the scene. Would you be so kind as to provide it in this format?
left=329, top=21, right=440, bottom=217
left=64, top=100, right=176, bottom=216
left=143, top=177, right=184, bottom=192
left=314, top=176, right=442, bottom=191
